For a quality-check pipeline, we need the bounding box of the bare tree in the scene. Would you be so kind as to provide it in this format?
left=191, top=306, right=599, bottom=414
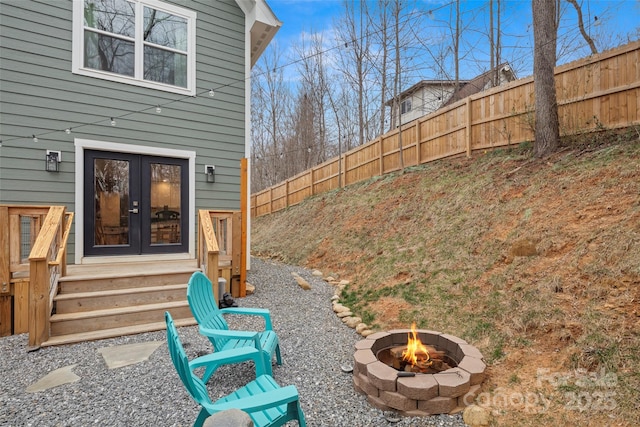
left=453, top=0, right=460, bottom=91
left=291, top=32, right=331, bottom=172
left=392, top=0, right=404, bottom=170
left=489, top=0, right=502, bottom=86
left=250, top=43, right=293, bottom=191
left=335, top=0, right=377, bottom=148
left=373, top=0, right=391, bottom=137
left=532, top=0, right=560, bottom=157
left=566, top=0, right=598, bottom=54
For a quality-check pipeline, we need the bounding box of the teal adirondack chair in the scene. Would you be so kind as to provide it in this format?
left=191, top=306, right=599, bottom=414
left=187, top=271, right=282, bottom=377
left=165, top=312, right=306, bottom=427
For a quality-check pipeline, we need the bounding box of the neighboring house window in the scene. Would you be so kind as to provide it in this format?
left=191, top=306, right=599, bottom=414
left=401, top=99, right=412, bottom=115
left=73, top=0, right=196, bottom=95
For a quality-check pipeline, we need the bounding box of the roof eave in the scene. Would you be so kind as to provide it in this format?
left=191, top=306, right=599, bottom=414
left=235, top=0, right=282, bottom=67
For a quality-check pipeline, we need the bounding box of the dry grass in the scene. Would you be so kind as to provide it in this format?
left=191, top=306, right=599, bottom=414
left=251, top=128, right=640, bottom=426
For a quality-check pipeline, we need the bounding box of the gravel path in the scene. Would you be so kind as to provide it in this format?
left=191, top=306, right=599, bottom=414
left=0, top=258, right=468, bottom=427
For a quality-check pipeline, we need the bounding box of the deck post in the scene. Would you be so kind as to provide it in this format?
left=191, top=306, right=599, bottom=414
left=206, top=251, right=220, bottom=304
left=199, top=210, right=221, bottom=304
left=0, top=206, right=9, bottom=295
left=28, top=257, right=50, bottom=348
left=239, top=159, right=248, bottom=297
left=27, top=206, right=65, bottom=347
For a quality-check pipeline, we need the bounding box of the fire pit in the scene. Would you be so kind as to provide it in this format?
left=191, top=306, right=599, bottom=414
left=352, top=325, right=486, bottom=415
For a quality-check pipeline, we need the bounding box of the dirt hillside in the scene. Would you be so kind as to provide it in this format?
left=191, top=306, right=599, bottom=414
left=251, top=129, right=640, bottom=426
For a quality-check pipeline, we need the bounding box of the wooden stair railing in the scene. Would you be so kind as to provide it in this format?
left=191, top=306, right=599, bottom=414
left=0, top=205, right=69, bottom=338
left=27, top=206, right=73, bottom=348
left=198, top=210, right=247, bottom=303
left=2, top=204, right=242, bottom=345
left=198, top=210, right=221, bottom=304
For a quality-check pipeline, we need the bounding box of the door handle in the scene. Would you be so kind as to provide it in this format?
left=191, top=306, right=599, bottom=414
left=128, top=208, right=139, bottom=214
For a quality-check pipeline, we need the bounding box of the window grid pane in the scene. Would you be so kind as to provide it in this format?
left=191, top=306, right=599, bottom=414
left=79, top=0, right=192, bottom=91
left=84, top=0, right=135, bottom=38
left=85, top=31, right=135, bottom=76
left=144, top=6, right=188, bottom=51
left=144, top=46, right=187, bottom=87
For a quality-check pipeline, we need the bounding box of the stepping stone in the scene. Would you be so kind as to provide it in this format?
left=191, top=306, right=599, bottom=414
left=27, top=364, right=80, bottom=393
left=98, top=341, right=164, bottom=369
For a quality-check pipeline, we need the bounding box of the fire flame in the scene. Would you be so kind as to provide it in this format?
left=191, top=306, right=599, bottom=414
left=402, top=323, right=432, bottom=367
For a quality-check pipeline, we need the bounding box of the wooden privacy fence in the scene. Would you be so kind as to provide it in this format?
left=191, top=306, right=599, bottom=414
left=252, top=40, right=640, bottom=217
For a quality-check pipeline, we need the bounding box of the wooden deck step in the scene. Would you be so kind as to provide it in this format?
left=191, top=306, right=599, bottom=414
left=54, top=284, right=188, bottom=313
left=42, top=316, right=198, bottom=347
left=50, top=300, right=193, bottom=336
left=43, top=259, right=214, bottom=346
left=58, top=270, right=195, bottom=294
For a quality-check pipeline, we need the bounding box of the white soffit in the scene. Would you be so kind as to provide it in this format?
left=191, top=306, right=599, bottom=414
left=235, top=0, right=282, bottom=67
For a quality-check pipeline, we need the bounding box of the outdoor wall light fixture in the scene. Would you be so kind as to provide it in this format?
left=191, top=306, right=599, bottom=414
left=205, top=165, right=215, bottom=183
left=46, top=150, right=61, bottom=172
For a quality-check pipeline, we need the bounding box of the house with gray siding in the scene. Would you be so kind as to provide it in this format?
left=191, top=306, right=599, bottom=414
left=387, top=64, right=516, bottom=129
left=0, top=0, right=280, bottom=264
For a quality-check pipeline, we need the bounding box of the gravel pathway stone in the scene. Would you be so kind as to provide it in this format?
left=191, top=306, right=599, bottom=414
left=0, top=257, right=468, bottom=427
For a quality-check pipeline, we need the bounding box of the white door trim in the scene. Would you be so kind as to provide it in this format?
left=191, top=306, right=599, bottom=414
left=74, top=138, right=196, bottom=264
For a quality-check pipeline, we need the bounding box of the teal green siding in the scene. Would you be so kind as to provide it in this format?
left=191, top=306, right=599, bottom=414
left=0, top=0, right=247, bottom=261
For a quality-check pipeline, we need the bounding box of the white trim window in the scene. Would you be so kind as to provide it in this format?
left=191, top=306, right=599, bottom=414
left=73, top=0, right=197, bottom=95
left=401, top=99, right=412, bottom=115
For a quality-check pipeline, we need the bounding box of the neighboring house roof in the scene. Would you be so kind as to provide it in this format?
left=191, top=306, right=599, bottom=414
left=386, top=63, right=516, bottom=108
left=442, top=63, right=516, bottom=107
left=235, top=0, right=282, bottom=67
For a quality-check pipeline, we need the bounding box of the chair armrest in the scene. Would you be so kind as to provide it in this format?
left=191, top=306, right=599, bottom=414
left=190, top=345, right=268, bottom=380
left=220, top=307, right=274, bottom=330
left=199, top=326, right=261, bottom=348
left=208, top=384, right=301, bottom=413
left=189, top=346, right=261, bottom=371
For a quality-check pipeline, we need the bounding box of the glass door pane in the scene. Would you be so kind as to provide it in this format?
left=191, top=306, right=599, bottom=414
left=85, top=150, right=187, bottom=256
left=150, top=163, right=181, bottom=245
left=94, top=158, right=130, bottom=246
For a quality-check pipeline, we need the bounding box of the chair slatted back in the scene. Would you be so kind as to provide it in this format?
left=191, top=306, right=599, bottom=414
left=165, top=311, right=212, bottom=406
left=187, top=271, right=231, bottom=349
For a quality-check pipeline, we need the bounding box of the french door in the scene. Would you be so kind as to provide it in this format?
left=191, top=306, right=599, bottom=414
left=84, top=150, right=188, bottom=256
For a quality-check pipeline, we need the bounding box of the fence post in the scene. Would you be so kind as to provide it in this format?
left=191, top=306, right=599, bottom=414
left=378, top=136, right=384, bottom=176
left=416, top=120, right=422, bottom=164
left=285, top=180, right=289, bottom=208
left=466, top=97, right=472, bottom=157
left=340, top=154, right=344, bottom=188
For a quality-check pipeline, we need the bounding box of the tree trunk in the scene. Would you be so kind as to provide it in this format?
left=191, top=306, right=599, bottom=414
left=378, top=0, right=389, bottom=136
left=454, top=0, right=460, bottom=92
left=394, top=0, right=404, bottom=170
left=490, top=0, right=494, bottom=85
left=532, top=0, right=560, bottom=157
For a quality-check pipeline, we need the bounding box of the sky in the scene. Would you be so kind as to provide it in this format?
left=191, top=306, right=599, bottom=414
left=263, top=0, right=640, bottom=81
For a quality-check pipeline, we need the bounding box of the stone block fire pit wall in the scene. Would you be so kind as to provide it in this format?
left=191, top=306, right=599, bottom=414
left=353, top=329, right=486, bottom=416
